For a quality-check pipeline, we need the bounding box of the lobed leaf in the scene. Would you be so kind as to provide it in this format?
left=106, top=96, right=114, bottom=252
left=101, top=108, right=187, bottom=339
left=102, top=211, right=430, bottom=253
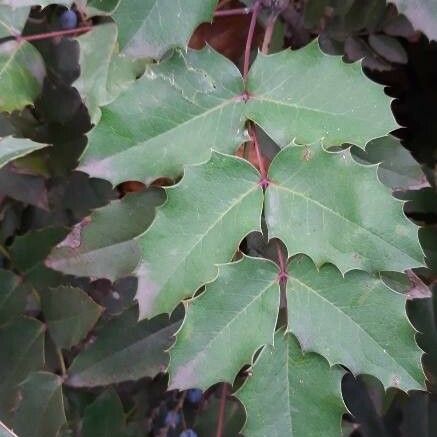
left=236, top=331, right=346, bottom=437
left=286, top=255, right=424, bottom=392
left=265, top=144, right=423, bottom=273
left=134, top=152, right=263, bottom=319
left=169, top=256, right=279, bottom=391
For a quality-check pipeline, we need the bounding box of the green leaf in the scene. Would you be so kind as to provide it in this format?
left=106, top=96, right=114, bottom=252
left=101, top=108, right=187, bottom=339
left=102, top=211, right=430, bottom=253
left=80, top=42, right=396, bottom=186
left=0, top=168, right=48, bottom=209
left=135, top=152, right=263, bottom=319
left=286, top=255, right=424, bottom=391
left=47, top=190, right=164, bottom=281
left=245, top=40, right=397, bottom=149
left=265, top=144, right=423, bottom=273
left=389, top=0, right=437, bottom=41
left=111, top=0, right=217, bottom=59
left=236, top=331, right=345, bottom=437
left=169, top=256, right=279, bottom=391
left=79, top=47, right=246, bottom=185
left=9, top=227, right=69, bottom=273
left=13, top=372, right=66, bottom=437
left=0, top=40, right=45, bottom=112
left=351, top=136, right=428, bottom=192
left=0, top=269, right=27, bottom=325
left=66, top=306, right=179, bottom=387
left=74, top=22, right=142, bottom=124
left=0, top=317, right=45, bottom=421
left=41, top=286, right=103, bottom=350
left=0, top=137, right=48, bottom=170
left=82, top=389, right=126, bottom=437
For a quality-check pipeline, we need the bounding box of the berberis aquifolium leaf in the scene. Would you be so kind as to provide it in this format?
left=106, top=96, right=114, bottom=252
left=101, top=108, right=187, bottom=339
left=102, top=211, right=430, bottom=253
left=79, top=41, right=395, bottom=186
left=134, top=152, right=263, bottom=319
left=264, top=143, right=423, bottom=273
left=79, top=46, right=247, bottom=185
left=236, top=331, right=346, bottom=437
left=286, top=255, right=424, bottom=392
left=168, top=256, right=279, bottom=391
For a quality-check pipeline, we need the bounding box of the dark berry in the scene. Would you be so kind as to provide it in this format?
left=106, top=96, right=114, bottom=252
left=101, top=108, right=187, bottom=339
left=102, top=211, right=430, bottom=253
left=165, top=410, right=181, bottom=429
left=180, top=429, right=198, bottom=437
left=186, top=388, right=202, bottom=404
left=59, top=10, right=77, bottom=30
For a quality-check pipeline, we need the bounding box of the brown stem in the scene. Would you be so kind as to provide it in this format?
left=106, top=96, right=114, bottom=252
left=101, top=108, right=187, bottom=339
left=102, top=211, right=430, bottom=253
left=276, top=240, right=287, bottom=279
left=214, top=7, right=252, bottom=17
left=243, top=0, right=261, bottom=81
left=261, top=12, right=279, bottom=54
left=216, top=384, right=228, bottom=437
left=15, top=26, right=92, bottom=42
left=248, top=123, right=267, bottom=180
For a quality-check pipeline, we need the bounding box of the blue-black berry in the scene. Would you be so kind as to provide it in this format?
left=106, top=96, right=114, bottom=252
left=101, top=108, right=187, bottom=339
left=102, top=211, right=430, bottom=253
left=180, top=429, right=198, bottom=437
left=186, top=389, right=202, bottom=404
left=165, top=410, right=181, bottom=429
left=59, top=10, right=77, bottom=30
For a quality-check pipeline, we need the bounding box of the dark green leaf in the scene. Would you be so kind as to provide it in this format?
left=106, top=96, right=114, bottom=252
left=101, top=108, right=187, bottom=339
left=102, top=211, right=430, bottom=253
left=13, top=372, right=66, bottom=437
left=41, top=286, right=103, bottom=350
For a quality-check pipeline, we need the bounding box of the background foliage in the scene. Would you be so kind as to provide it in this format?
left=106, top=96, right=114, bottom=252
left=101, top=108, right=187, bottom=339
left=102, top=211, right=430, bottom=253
left=0, top=0, right=436, bottom=436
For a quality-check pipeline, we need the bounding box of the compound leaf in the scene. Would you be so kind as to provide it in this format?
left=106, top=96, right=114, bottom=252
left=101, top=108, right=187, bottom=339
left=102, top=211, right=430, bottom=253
left=286, top=255, right=424, bottom=391
left=236, top=331, right=345, bottom=437
left=246, top=40, right=397, bottom=149
left=169, top=256, right=279, bottom=391
left=134, top=152, right=263, bottom=319
left=66, top=306, right=179, bottom=387
left=47, top=190, right=164, bottom=281
left=41, top=286, right=103, bottom=350
left=13, top=372, right=66, bottom=437
left=111, top=0, right=217, bottom=59
left=79, top=47, right=246, bottom=185
left=265, top=144, right=423, bottom=273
